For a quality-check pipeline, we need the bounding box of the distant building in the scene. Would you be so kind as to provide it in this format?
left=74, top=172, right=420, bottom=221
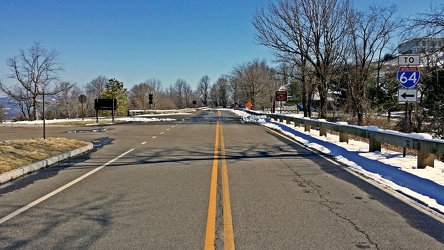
left=398, top=38, right=444, bottom=54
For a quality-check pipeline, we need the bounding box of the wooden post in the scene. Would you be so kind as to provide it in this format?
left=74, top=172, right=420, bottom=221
left=369, top=139, right=381, bottom=152
left=417, top=151, right=434, bottom=169
left=339, top=132, right=349, bottom=143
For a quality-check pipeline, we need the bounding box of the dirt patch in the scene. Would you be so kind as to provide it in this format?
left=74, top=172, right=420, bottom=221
left=0, top=137, right=89, bottom=174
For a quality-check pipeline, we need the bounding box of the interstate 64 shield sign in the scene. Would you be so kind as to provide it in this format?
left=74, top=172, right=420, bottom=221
left=397, top=66, right=420, bottom=88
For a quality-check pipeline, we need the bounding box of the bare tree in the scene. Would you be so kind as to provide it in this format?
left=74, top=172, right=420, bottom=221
left=406, top=4, right=444, bottom=134
left=410, top=3, right=444, bottom=37
left=47, top=81, right=75, bottom=119
left=0, top=42, right=65, bottom=120
left=345, top=5, right=400, bottom=125
left=155, top=91, right=177, bottom=109
left=129, top=83, right=150, bottom=110
left=230, top=75, right=240, bottom=107
left=1, top=84, right=33, bottom=120
left=275, top=62, right=299, bottom=102
left=171, top=79, right=192, bottom=108
left=85, top=76, right=107, bottom=98
left=196, top=75, right=210, bottom=106
left=185, top=85, right=196, bottom=108
left=230, top=59, right=276, bottom=110
left=84, top=76, right=108, bottom=116
left=215, top=75, right=231, bottom=107
left=253, top=0, right=351, bottom=118
left=129, top=78, right=162, bottom=110
left=172, top=79, right=184, bottom=108
left=209, top=84, right=219, bottom=107
left=68, top=85, right=83, bottom=118
left=146, top=78, right=162, bottom=108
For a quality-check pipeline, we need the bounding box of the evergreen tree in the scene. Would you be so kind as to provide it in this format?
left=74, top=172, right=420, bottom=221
left=422, top=69, right=444, bottom=136
left=102, top=78, right=129, bottom=116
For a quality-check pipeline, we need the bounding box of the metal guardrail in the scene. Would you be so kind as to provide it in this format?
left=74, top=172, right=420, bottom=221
left=246, top=111, right=444, bottom=169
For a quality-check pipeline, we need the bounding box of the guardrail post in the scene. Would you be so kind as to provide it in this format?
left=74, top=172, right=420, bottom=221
left=337, top=122, right=349, bottom=143
left=369, top=139, right=381, bottom=152
left=279, top=117, right=283, bottom=122
left=339, top=132, right=349, bottom=143
left=261, top=112, right=444, bottom=164
left=417, top=151, right=434, bottom=169
left=320, top=127, right=327, bottom=137
left=286, top=119, right=291, bottom=125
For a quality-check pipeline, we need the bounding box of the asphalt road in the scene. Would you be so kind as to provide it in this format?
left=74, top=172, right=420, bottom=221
left=0, top=109, right=443, bottom=249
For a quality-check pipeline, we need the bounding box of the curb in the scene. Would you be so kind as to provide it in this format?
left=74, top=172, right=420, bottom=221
left=0, top=143, right=94, bottom=185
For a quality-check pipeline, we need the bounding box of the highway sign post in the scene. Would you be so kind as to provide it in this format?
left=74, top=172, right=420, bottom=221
left=78, top=95, right=87, bottom=121
left=397, top=55, right=421, bottom=157
left=94, top=98, right=118, bottom=123
left=273, top=91, right=288, bottom=113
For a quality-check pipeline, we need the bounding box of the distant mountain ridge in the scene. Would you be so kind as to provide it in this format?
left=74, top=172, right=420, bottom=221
left=0, top=96, right=21, bottom=120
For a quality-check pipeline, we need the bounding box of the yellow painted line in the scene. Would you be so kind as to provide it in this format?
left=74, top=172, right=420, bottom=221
left=220, top=122, right=235, bottom=249
left=204, top=121, right=219, bottom=250
left=204, top=119, right=236, bottom=249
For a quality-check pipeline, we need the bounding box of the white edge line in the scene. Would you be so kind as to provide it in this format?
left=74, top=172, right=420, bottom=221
left=0, top=148, right=135, bottom=225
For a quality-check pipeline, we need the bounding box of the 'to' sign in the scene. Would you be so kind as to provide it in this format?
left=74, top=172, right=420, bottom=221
left=398, top=55, right=420, bottom=66
left=397, top=66, right=420, bottom=88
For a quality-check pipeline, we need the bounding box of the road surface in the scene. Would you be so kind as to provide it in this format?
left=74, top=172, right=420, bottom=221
left=0, top=109, right=443, bottom=249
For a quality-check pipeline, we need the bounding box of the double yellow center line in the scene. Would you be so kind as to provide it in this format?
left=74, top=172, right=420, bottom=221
left=204, top=114, right=235, bottom=249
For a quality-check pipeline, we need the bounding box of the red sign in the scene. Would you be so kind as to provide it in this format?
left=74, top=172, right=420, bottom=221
left=275, top=91, right=288, bottom=102
left=398, top=66, right=419, bottom=71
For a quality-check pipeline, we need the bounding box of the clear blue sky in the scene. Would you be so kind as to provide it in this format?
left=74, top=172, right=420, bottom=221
left=0, top=0, right=439, bottom=92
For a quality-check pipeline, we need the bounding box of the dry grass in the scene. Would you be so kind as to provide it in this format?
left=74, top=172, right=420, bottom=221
left=0, top=137, right=89, bottom=174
